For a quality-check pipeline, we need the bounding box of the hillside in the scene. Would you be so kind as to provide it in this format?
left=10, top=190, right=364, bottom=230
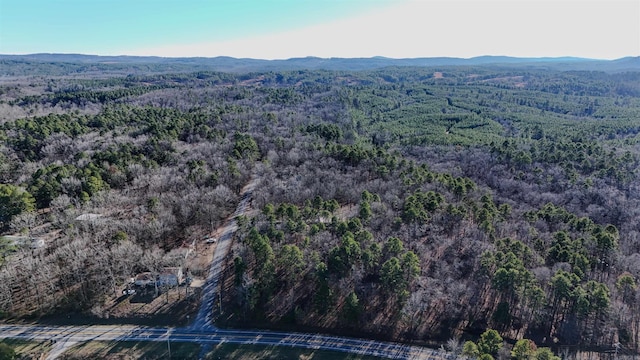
left=0, top=59, right=640, bottom=358
left=1, top=54, right=639, bottom=75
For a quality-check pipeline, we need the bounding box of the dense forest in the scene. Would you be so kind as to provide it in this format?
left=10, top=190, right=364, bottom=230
left=1, top=58, right=640, bottom=358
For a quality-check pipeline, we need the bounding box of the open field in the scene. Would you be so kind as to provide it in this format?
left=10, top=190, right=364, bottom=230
left=0, top=339, right=387, bottom=360
left=59, top=340, right=199, bottom=360
left=202, top=342, right=386, bottom=360
left=65, top=341, right=386, bottom=360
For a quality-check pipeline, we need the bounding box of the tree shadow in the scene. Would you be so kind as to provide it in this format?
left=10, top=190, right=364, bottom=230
left=128, top=288, right=157, bottom=304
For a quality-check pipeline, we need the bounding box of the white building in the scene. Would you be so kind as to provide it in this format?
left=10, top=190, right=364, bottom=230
left=157, top=267, right=184, bottom=287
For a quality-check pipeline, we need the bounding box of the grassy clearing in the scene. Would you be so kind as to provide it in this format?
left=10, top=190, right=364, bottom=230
left=0, top=339, right=52, bottom=359
left=203, top=342, right=385, bottom=360
left=40, top=340, right=386, bottom=360
left=60, top=340, right=199, bottom=360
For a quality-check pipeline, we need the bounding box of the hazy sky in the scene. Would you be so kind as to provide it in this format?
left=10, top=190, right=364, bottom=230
left=1, top=0, right=638, bottom=59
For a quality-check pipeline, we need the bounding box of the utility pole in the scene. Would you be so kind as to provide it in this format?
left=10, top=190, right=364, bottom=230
left=167, top=336, right=171, bottom=358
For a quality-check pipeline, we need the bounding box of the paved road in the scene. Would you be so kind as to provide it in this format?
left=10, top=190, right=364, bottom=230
left=0, top=177, right=449, bottom=359
left=0, top=324, right=447, bottom=359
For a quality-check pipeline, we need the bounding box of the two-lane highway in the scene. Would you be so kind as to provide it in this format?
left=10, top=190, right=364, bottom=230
left=0, top=324, right=446, bottom=359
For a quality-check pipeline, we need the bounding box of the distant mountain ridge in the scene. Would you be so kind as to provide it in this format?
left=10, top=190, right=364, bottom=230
left=1, top=53, right=638, bottom=73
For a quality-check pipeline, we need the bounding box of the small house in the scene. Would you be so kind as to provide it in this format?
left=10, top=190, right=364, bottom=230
left=156, top=267, right=184, bottom=287
left=133, top=272, right=155, bottom=287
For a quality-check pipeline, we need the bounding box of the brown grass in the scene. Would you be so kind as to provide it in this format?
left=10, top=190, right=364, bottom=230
left=0, top=339, right=53, bottom=360
left=60, top=340, right=199, bottom=360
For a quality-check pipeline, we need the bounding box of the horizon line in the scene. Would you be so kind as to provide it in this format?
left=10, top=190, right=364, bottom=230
left=2, top=53, right=636, bottom=62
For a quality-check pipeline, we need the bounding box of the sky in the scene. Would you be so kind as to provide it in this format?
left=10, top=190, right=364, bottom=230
left=0, top=0, right=638, bottom=60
